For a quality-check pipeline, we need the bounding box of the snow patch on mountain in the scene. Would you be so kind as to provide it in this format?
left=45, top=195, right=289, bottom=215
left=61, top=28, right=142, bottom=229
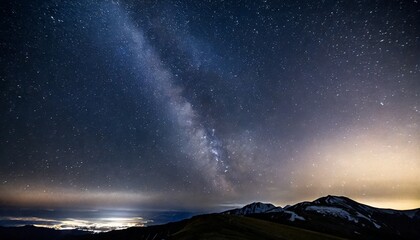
left=306, top=206, right=358, bottom=222
left=284, top=210, right=305, bottom=221
left=402, top=209, right=420, bottom=219
left=266, top=207, right=283, bottom=213
left=306, top=205, right=382, bottom=229
left=356, top=212, right=381, bottom=229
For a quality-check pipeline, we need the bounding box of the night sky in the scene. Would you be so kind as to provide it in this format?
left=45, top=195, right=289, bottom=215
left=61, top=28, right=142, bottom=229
left=1, top=0, right=419, bottom=215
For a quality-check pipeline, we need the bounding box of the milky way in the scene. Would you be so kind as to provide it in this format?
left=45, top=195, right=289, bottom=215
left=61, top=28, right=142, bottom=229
left=113, top=4, right=231, bottom=191
left=0, top=0, right=419, bottom=210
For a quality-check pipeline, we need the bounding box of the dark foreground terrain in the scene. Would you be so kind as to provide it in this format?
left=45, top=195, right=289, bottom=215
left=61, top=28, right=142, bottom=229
left=1, top=195, right=419, bottom=240
left=0, top=215, right=344, bottom=240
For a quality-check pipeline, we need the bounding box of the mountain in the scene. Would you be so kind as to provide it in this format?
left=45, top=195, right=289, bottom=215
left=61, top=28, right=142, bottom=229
left=1, top=195, right=419, bottom=240
left=222, top=202, right=276, bottom=215
left=229, top=195, right=420, bottom=240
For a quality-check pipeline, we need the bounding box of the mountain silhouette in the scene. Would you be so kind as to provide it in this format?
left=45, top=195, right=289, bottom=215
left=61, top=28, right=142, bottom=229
left=1, top=195, right=419, bottom=240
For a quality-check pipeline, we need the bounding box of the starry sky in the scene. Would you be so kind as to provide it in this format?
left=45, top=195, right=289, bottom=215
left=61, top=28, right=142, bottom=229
left=1, top=0, right=419, bottom=212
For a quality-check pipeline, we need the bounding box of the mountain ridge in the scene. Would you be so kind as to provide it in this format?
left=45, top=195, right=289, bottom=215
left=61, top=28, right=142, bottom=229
left=228, top=195, right=420, bottom=240
left=1, top=195, right=419, bottom=240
